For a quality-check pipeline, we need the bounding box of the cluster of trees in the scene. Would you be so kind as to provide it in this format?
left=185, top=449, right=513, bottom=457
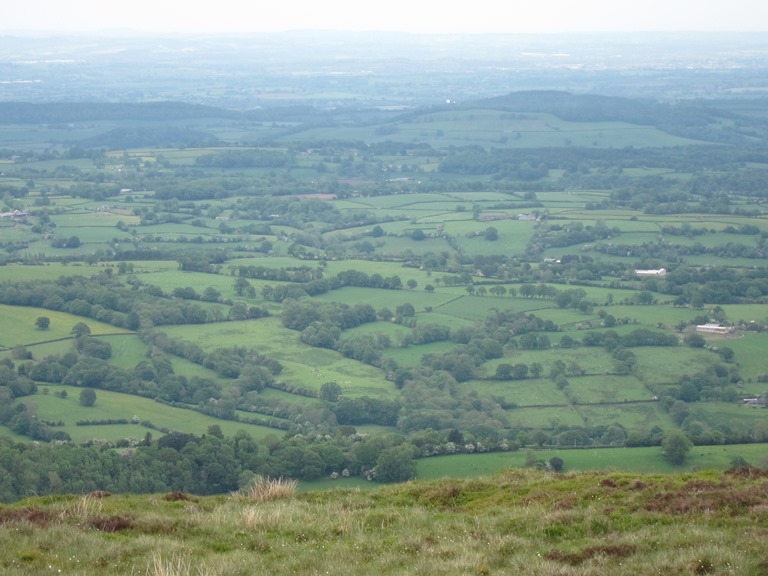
left=535, top=220, right=621, bottom=249
left=258, top=269, right=405, bottom=303
left=0, top=272, right=275, bottom=330
left=195, top=149, right=294, bottom=169
left=0, top=428, right=421, bottom=503
left=202, top=347, right=282, bottom=384
left=281, top=299, right=379, bottom=353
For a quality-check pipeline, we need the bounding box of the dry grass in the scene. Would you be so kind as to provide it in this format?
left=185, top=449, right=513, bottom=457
left=146, top=552, right=218, bottom=576
left=59, top=493, right=103, bottom=522
left=231, top=475, right=298, bottom=503
left=1, top=470, right=766, bottom=575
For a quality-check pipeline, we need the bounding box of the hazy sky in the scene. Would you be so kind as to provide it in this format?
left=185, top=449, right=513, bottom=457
left=5, top=0, right=768, bottom=34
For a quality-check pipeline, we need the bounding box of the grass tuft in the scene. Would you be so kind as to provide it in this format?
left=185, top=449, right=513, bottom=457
left=232, top=475, right=298, bottom=503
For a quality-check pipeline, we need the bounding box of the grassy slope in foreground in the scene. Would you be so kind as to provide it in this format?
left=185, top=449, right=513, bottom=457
left=1, top=468, right=767, bottom=575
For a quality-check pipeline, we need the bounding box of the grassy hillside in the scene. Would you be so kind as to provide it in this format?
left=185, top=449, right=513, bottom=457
left=1, top=468, right=767, bottom=575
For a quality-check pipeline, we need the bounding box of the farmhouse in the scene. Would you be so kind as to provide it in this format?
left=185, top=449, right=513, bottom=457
left=696, top=323, right=733, bottom=335
left=635, top=268, right=666, bottom=277
left=741, top=397, right=765, bottom=407
left=0, top=209, right=27, bottom=219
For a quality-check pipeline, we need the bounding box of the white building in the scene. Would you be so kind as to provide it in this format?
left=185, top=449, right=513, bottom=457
left=696, top=324, right=733, bottom=335
left=635, top=268, right=666, bottom=277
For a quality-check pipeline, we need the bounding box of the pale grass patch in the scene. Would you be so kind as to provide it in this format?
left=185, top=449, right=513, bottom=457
left=59, top=493, right=103, bottom=522
left=640, top=539, right=741, bottom=575
left=231, top=475, right=298, bottom=503
left=147, top=552, right=218, bottom=576
left=242, top=501, right=307, bottom=531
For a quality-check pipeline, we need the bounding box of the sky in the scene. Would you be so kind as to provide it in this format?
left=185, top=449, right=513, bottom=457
left=5, top=0, right=768, bottom=34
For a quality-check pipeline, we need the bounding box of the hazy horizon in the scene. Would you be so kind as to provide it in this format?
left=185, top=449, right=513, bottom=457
left=4, top=0, right=768, bottom=35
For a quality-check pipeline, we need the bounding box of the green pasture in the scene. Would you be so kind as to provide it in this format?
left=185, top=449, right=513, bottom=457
left=343, top=320, right=412, bottom=341
left=725, top=332, right=768, bottom=384
left=566, top=374, right=653, bottom=403
left=258, top=387, right=318, bottom=406
left=0, top=426, right=29, bottom=443
left=596, top=231, right=658, bottom=247
left=381, top=341, right=455, bottom=367
left=321, top=224, right=384, bottom=241
left=121, top=261, right=184, bottom=274
left=490, top=346, right=617, bottom=376
left=10, top=339, right=73, bottom=360
left=446, top=191, right=521, bottom=202
left=415, top=311, right=475, bottom=330
left=463, top=378, right=568, bottom=406
left=376, top=235, right=455, bottom=256
left=575, top=402, right=672, bottom=430
left=53, top=228, right=129, bottom=246
left=51, top=211, right=135, bottom=228
left=432, top=294, right=549, bottom=321
left=719, top=304, right=768, bottom=324
left=632, top=346, right=718, bottom=386
left=691, top=402, right=768, bottom=433
left=667, top=231, right=765, bottom=248
left=530, top=307, right=594, bottom=327
left=234, top=408, right=292, bottom=426
left=542, top=248, right=626, bottom=264
left=447, top=226, right=534, bottom=256
left=322, top=259, right=427, bottom=283
left=160, top=317, right=395, bottom=397
left=416, top=443, right=768, bottom=479
left=504, top=405, right=586, bottom=428
left=137, top=269, right=257, bottom=301
left=226, top=256, right=323, bottom=270
left=0, top=304, right=131, bottom=350
left=23, top=386, right=277, bottom=442
left=602, top=304, right=701, bottom=326
left=596, top=218, right=660, bottom=232
left=276, top=355, right=393, bottom=399
left=316, top=286, right=450, bottom=310
left=354, top=193, right=459, bottom=210
left=160, top=316, right=303, bottom=356
left=538, top=190, right=599, bottom=204
left=100, top=334, right=226, bottom=386
left=138, top=222, right=223, bottom=237
left=402, top=202, right=471, bottom=214
left=0, top=224, right=37, bottom=243
left=412, top=212, right=477, bottom=225
left=97, top=334, right=147, bottom=369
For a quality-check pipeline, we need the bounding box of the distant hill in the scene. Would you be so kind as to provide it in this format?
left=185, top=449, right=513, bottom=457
left=0, top=101, right=239, bottom=123
left=470, top=90, right=666, bottom=123
left=77, top=126, right=221, bottom=149
left=461, top=90, right=768, bottom=145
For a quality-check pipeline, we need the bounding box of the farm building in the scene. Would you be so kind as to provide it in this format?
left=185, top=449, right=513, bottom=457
left=696, top=323, right=733, bottom=334
left=635, top=268, right=666, bottom=277
left=741, top=397, right=765, bottom=407
left=0, top=210, right=27, bottom=219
